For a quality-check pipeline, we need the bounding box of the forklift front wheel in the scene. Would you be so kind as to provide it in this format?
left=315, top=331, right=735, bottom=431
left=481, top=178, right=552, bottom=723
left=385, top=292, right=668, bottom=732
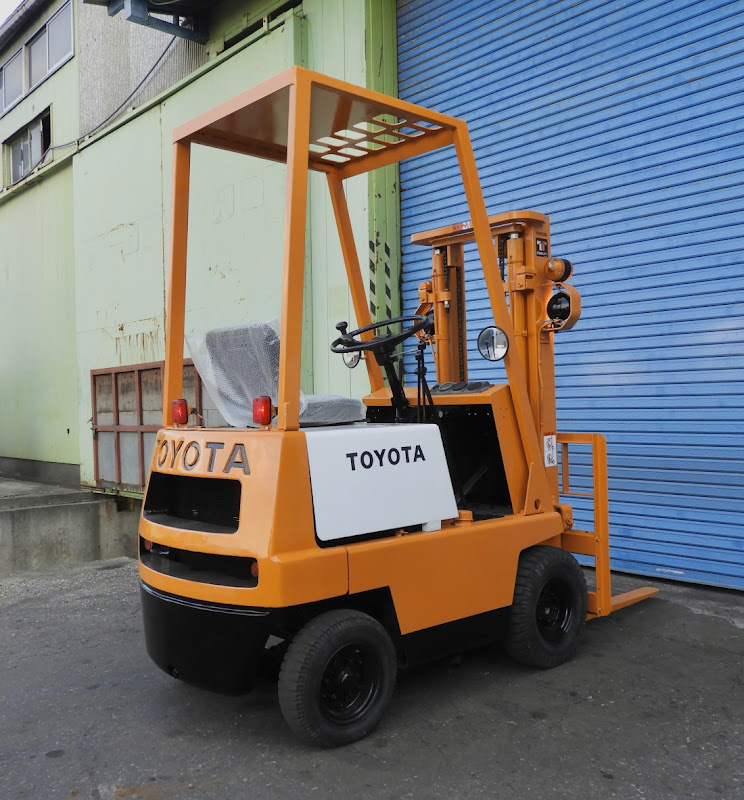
left=278, top=609, right=397, bottom=747
left=505, top=545, right=587, bottom=669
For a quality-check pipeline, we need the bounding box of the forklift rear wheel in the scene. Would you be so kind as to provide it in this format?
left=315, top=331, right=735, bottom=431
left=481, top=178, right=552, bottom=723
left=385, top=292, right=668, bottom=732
left=278, top=609, right=397, bottom=747
left=505, top=545, right=587, bottom=669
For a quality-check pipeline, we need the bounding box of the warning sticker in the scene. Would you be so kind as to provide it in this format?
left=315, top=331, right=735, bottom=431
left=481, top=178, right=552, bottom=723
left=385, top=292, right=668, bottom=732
left=536, top=238, right=549, bottom=258
left=543, top=433, right=557, bottom=468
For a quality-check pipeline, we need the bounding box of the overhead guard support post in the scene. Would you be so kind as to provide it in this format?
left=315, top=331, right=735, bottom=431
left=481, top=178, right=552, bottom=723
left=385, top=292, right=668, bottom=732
left=277, top=76, right=312, bottom=431
left=452, top=123, right=552, bottom=513
left=326, top=173, right=385, bottom=393
left=163, top=140, right=191, bottom=425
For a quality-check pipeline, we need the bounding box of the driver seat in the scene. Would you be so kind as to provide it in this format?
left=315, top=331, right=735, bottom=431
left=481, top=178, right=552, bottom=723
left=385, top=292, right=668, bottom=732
left=186, top=320, right=366, bottom=427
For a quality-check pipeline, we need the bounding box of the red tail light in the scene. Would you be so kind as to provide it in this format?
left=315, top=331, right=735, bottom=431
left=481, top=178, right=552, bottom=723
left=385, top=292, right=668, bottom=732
left=171, top=398, right=189, bottom=425
left=253, top=396, right=272, bottom=426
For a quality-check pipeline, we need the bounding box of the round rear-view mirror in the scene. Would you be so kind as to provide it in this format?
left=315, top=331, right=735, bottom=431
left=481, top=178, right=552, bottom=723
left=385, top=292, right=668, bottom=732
left=342, top=351, right=361, bottom=369
left=477, top=326, right=509, bottom=362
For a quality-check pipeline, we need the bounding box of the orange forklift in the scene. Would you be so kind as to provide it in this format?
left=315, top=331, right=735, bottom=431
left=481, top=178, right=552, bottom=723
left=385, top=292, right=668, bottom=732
left=138, top=67, right=658, bottom=747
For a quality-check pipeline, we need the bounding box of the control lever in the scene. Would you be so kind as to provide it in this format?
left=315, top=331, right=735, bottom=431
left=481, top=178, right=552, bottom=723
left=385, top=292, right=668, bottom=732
left=333, top=321, right=356, bottom=348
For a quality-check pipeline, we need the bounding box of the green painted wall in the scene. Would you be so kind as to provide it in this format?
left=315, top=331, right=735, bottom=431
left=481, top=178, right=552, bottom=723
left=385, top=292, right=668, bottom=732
left=73, top=13, right=298, bottom=486
left=303, top=0, right=370, bottom=400
left=0, top=165, right=79, bottom=464
left=365, top=0, right=400, bottom=325
left=0, top=0, right=397, bottom=486
left=73, top=2, right=372, bottom=487
left=0, top=0, right=80, bottom=468
left=205, top=0, right=287, bottom=58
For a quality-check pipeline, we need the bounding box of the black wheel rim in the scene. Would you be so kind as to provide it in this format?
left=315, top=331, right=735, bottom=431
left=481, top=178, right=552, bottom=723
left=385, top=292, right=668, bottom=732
left=319, top=643, right=382, bottom=726
left=536, top=579, right=574, bottom=643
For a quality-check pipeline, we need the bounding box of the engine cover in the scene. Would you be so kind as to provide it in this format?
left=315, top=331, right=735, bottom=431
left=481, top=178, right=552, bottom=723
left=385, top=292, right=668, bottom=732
left=304, top=424, right=458, bottom=542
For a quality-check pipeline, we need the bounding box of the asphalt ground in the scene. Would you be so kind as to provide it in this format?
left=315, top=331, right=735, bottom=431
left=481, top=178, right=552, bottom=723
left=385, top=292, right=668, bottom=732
left=1, top=558, right=742, bottom=800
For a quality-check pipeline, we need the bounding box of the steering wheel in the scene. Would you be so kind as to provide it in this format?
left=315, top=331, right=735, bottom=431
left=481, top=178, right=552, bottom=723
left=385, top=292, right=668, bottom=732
left=331, top=314, right=431, bottom=356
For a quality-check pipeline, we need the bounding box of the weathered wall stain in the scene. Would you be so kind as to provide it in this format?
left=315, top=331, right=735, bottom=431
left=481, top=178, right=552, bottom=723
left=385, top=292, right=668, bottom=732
left=111, top=317, right=161, bottom=364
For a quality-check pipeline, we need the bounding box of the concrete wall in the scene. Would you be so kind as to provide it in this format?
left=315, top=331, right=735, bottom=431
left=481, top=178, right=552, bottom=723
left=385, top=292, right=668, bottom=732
left=77, top=2, right=207, bottom=135
left=0, top=487, right=140, bottom=575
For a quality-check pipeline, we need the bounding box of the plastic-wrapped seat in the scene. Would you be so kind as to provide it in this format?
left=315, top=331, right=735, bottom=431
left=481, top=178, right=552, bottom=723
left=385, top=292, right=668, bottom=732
left=186, top=320, right=366, bottom=428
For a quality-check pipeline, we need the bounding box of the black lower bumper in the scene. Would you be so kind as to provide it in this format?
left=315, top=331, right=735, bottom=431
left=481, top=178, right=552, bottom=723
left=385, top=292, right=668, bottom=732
left=140, top=581, right=274, bottom=695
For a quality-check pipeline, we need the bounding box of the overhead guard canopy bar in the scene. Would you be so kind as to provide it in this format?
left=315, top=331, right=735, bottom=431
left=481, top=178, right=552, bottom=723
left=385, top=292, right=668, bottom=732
left=172, top=67, right=459, bottom=179
left=166, top=67, right=461, bottom=430
left=411, top=210, right=549, bottom=248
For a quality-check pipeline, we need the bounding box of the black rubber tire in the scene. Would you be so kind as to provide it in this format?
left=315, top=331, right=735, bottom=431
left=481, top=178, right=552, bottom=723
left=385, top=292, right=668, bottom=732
left=505, top=545, right=587, bottom=669
left=278, top=609, right=397, bottom=747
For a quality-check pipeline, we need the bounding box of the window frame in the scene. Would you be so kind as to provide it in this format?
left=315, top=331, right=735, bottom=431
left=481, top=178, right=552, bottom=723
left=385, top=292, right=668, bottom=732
left=5, top=107, right=51, bottom=185
left=46, top=2, right=73, bottom=74
left=27, top=28, right=48, bottom=92
left=1, top=49, right=24, bottom=113
left=0, top=1, right=73, bottom=116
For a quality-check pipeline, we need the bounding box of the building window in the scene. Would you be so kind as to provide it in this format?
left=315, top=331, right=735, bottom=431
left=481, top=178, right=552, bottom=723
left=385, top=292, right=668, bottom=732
left=28, top=31, right=48, bottom=89
left=6, top=109, right=51, bottom=185
left=1, top=51, right=23, bottom=111
left=0, top=1, right=73, bottom=115
left=91, top=362, right=203, bottom=492
left=47, top=3, right=73, bottom=71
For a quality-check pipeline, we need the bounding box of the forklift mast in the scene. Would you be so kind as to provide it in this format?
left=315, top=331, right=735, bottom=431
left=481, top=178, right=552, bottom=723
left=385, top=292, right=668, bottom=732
left=412, top=210, right=577, bottom=505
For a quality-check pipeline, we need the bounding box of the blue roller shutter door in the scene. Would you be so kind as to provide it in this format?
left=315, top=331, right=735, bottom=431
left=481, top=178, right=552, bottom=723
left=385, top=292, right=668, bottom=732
left=397, top=0, right=744, bottom=589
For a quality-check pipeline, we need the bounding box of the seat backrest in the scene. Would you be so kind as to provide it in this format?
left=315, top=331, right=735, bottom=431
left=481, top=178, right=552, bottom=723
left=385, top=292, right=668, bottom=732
left=187, top=319, right=363, bottom=428
left=186, top=319, right=284, bottom=427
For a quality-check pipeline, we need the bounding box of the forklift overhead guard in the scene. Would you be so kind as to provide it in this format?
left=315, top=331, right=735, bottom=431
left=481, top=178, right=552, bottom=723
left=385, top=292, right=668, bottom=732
left=138, top=66, right=659, bottom=748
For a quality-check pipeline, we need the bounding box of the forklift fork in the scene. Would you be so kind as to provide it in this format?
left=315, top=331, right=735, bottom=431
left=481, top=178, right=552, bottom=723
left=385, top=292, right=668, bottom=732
left=557, top=432, right=659, bottom=617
